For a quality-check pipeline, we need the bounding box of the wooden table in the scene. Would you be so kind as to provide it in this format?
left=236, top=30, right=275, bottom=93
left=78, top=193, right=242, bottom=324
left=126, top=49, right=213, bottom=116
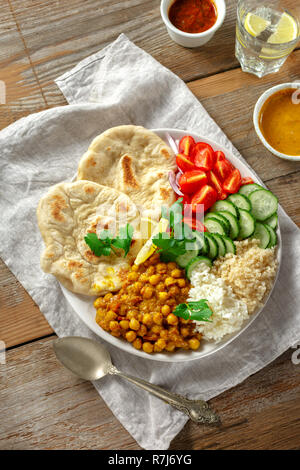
left=1, top=0, right=300, bottom=450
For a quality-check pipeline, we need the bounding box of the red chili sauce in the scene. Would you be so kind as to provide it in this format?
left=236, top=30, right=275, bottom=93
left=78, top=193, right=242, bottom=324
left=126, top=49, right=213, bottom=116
left=168, top=0, right=217, bottom=34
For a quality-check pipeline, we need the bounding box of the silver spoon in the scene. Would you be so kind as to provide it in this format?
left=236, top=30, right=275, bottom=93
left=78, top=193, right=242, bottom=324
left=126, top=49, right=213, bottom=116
left=53, top=336, right=220, bottom=425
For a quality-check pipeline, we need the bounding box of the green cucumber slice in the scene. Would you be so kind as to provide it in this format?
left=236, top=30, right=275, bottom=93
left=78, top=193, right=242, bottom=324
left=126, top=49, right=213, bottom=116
left=204, top=217, right=227, bottom=236
left=249, top=189, right=278, bottom=222
left=186, top=256, right=212, bottom=280
left=251, top=222, right=270, bottom=249
left=228, top=193, right=252, bottom=212
left=192, top=230, right=209, bottom=255
left=176, top=250, right=199, bottom=268
left=204, top=213, right=230, bottom=236
left=264, top=224, right=277, bottom=248
left=210, top=234, right=226, bottom=257
left=239, top=183, right=262, bottom=197
left=265, top=213, right=278, bottom=229
left=237, top=209, right=256, bottom=240
left=204, top=234, right=218, bottom=259
left=210, top=200, right=238, bottom=218
left=216, top=211, right=240, bottom=240
left=222, top=236, right=236, bottom=255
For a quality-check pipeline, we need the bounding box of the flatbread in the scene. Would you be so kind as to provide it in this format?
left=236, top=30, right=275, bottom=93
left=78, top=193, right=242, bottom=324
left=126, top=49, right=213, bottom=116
left=77, top=125, right=176, bottom=218
left=37, top=180, right=142, bottom=296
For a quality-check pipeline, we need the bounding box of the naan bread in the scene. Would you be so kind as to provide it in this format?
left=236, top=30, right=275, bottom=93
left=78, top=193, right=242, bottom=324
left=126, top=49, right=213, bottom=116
left=77, top=125, right=176, bottom=217
left=37, top=180, right=143, bottom=296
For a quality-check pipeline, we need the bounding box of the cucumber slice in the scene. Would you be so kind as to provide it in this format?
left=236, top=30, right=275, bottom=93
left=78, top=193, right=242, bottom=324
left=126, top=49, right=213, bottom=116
left=210, top=199, right=238, bottom=217
left=251, top=222, right=270, bottom=249
left=265, top=213, right=278, bottom=229
left=249, top=189, right=278, bottom=222
left=228, top=193, right=252, bottom=212
left=238, top=209, right=256, bottom=240
left=239, top=183, right=262, bottom=197
left=210, top=234, right=226, bottom=257
left=264, top=224, right=277, bottom=248
left=204, top=234, right=218, bottom=259
left=222, top=236, right=236, bottom=255
left=217, top=211, right=240, bottom=240
left=204, top=217, right=227, bottom=236
left=192, top=230, right=209, bottom=255
left=176, top=250, right=199, bottom=268
left=186, top=256, right=212, bottom=280
left=204, top=213, right=230, bottom=236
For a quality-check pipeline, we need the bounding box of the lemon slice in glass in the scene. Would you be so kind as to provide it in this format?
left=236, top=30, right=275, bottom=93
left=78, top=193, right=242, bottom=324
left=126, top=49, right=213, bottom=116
left=244, top=12, right=271, bottom=37
left=267, top=12, right=298, bottom=44
left=134, top=218, right=169, bottom=265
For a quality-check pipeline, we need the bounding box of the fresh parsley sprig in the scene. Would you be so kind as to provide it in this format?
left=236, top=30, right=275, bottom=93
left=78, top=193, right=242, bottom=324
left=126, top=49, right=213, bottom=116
left=84, top=223, right=134, bottom=258
left=173, top=300, right=213, bottom=322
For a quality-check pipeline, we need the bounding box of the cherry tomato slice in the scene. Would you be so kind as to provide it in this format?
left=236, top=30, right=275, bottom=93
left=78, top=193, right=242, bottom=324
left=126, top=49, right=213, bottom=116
left=241, top=177, right=254, bottom=185
left=214, top=159, right=234, bottom=182
left=191, top=184, right=218, bottom=213
left=192, top=142, right=215, bottom=171
left=176, top=153, right=195, bottom=173
left=223, top=168, right=242, bottom=194
left=214, top=150, right=226, bottom=163
left=178, top=170, right=208, bottom=194
left=208, top=170, right=227, bottom=200
left=178, top=135, right=195, bottom=157
left=183, top=217, right=207, bottom=232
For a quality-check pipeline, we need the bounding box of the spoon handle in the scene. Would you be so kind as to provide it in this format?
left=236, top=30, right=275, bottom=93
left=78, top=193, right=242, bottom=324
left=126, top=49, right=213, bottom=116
left=108, top=366, right=220, bottom=425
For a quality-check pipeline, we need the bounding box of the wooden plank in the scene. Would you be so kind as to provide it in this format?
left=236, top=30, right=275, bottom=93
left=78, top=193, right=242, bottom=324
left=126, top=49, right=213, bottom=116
left=0, top=337, right=299, bottom=449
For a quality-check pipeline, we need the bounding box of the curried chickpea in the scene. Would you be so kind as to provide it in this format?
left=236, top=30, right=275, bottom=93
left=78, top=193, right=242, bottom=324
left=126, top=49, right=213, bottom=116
left=188, top=338, right=200, bottom=350
left=149, top=274, right=161, bottom=286
left=133, top=338, right=142, bottom=350
left=156, top=282, right=165, bottom=292
left=143, top=342, right=154, bottom=354
left=104, top=293, right=113, bottom=301
left=165, top=341, right=176, bottom=352
left=158, top=291, right=169, bottom=302
left=153, top=312, right=163, bottom=325
left=171, top=268, right=182, bottom=278
left=127, top=271, right=139, bottom=281
left=177, top=278, right=186, bottom=288
left=129, top=318, right=140, bottom=331
left=127, top=310, right=138, bottom=320
left=165, top=277, right=176, bottom=287
left=167, top=262, right=177, bottom=271
left=142, top=286, right=153, bottom=299
left=167, top=313, right=179, bottom=325
left=137, top=324, right=147, bottom=337
left=125, top=330, right=136, bottom=342
left=146, top=266, right=155, bottom=275
left=142, top=313, right=153, bottom=327
left=169, top=285, right=180, bottom=296
left=119, top=320, right=129, bottom=330
left=154, top=338, right=166, bottom=351
left=94, top=297, right=104, bottom=309
left=109, top=320, right=119, bottom=331
left=131, top=264, right=139, bottom=272
left=180, top=327, right=190, bottom=338
left=139, top=273, right=149, bottom=283
left=161, top=304, right=171, bottom=315
left=160, top=329, right=169, bottom=340
left=105, top=310, right=117, bottom=322
left=151, top=325, right=163, bottom=334
left=156, top=262, right=167, bottom=273
left=133, top=281, right=143, bottom=293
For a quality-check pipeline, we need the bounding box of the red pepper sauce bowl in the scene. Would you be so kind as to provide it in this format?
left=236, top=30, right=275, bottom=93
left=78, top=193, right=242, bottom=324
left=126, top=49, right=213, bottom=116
left=160, top=0, right=226, bottom=48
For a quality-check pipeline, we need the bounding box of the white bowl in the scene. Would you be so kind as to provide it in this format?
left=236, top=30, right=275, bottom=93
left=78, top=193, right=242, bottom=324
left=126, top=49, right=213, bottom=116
left=253, top=83, right=300, bottom=162
left=61, top=128, right=281, bottom=363
left=160, top=0, right=226, bottom=48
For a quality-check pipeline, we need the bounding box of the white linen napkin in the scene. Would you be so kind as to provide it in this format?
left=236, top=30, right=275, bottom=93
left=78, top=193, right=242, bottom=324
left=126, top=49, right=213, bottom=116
left=1, top=34, right=300, bottom=450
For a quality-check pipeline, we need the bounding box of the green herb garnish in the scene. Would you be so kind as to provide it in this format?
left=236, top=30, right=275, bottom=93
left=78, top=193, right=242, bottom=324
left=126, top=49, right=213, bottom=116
left=84, top=223, right=134, bottom=258
left=173, top=300, right=213, bottom=322
left=152, top=232, right=186, bottom=262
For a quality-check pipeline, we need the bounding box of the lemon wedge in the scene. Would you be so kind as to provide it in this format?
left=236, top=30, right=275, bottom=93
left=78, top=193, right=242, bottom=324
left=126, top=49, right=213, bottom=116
left=244, top=12, right=270, bottom=37
left=267, top=12, right=298, bottom=44
left=134, top=217, right=169, bottom=265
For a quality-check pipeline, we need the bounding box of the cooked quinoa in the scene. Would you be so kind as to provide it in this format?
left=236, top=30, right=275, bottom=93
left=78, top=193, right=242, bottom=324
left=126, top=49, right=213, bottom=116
left=211, top=239, right=277, bottom=314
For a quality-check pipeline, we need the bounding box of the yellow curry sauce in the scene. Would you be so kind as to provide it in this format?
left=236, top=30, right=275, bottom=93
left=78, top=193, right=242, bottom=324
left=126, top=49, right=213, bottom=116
left=94, top=253, right=201, bottom=354
left=259, top=88, right=300, bottom=156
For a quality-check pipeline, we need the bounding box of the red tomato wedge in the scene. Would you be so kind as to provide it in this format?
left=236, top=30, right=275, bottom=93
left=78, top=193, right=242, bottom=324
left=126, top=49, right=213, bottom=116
left=241, top=177, right=254, bottom=185
left=178, top=170, right=208, bottom=194
left=214, top=150, right=226, bottom=162
left=214, top=159, right=234, bottom=181
left=191, top=185, right=218, bottom=213
left=192, top=142, right=215, bottom=171
left=183, top=217, right=207, bottom=232
left=208, top=170, right=227, bottom=200
left=223, top=168, right=242, bottom=193
left=178, top=135, right=195, bottom=157
left=176, top=153, right=195, bottom=173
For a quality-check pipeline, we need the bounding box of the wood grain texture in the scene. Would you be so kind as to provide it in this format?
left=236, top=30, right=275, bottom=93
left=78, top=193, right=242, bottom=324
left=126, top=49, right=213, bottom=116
left=0, top=337, right=299, bottom=450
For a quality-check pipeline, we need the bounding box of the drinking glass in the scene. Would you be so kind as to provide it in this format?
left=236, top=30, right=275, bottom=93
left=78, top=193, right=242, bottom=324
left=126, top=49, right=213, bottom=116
left=235, top=0, right=300, bottom=77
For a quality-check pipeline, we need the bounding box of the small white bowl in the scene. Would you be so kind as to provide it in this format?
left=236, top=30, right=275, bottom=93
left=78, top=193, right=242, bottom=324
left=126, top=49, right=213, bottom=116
left=160, top=0, right=226, bottom=48
left=253, top=83, right=300, bottom=162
